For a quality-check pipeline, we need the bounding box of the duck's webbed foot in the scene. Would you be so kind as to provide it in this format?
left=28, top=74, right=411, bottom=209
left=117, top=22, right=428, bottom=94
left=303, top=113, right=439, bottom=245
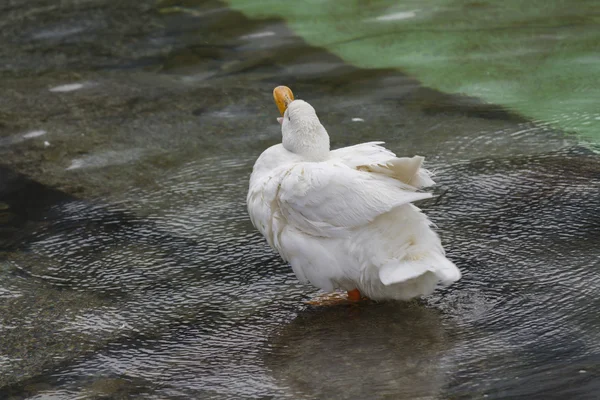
left=305, top=289, right=370, bottom=306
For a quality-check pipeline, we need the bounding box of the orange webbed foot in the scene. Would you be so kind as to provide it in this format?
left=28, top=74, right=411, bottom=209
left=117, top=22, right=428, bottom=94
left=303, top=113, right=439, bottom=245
left=305, top=289, right=370, bottom=306
left=347, top=288, right=363, bottom=301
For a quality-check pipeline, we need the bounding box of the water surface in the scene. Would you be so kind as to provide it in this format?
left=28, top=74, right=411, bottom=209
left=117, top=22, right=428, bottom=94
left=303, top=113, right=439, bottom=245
left=1, top=1, right=599, bottom=399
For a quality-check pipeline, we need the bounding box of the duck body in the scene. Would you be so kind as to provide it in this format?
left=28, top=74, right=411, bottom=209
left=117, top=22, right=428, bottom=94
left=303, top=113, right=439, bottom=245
left=247, top=94, right=460, bottom=301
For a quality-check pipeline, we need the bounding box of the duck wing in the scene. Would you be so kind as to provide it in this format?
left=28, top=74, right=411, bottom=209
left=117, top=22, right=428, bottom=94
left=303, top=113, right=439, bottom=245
left=277, top=161, right=432, bottom=238
left=331, top=141, right=435, bottom=189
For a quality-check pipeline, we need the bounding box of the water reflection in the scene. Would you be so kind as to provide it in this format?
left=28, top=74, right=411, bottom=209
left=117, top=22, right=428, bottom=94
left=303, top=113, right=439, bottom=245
left=267, top=302, right=451, bottom=400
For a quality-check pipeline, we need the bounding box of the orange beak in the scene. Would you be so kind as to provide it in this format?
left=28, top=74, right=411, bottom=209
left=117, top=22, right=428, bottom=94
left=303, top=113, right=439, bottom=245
left=273, top=86, right=294, bottom=116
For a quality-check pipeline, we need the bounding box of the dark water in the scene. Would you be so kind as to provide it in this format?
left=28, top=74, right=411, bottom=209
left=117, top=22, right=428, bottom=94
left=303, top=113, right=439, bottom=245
left=1, top=1, right=599, bottom=399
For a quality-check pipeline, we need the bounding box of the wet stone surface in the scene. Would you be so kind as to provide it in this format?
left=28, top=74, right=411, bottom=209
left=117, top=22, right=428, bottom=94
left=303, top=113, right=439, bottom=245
left=1, top=1, right=599, bottom=399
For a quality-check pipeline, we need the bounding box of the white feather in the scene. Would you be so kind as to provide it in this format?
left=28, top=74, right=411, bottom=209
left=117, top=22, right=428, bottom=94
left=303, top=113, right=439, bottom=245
left=247, top=99, right=461, bottom=301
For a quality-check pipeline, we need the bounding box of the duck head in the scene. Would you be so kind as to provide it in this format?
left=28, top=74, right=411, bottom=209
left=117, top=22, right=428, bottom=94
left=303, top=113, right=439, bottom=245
left=273, top=86, right=330, bottom=161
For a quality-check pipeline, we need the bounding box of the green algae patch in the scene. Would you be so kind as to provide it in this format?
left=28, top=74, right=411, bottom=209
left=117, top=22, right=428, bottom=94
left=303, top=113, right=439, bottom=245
left=225, top=0, right=600, bottom=144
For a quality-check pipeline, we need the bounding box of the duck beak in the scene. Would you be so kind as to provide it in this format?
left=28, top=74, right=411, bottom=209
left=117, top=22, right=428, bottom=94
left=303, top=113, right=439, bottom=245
left=273, top=86, right=294, bottom=116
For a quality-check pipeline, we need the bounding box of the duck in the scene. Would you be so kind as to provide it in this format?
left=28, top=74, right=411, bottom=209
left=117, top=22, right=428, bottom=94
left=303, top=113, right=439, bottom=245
left=247, top=86, right=461, bottom=302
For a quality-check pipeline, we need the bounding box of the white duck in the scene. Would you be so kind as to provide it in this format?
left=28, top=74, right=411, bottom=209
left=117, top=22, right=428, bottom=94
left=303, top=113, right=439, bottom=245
left=247, top=86, right=461, bottom=302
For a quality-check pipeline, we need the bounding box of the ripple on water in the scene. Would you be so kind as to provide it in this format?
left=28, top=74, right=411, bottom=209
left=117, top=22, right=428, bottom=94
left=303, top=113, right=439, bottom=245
left=2, top=143, right=600, bottom=399
left=422, top=146, right=600, bottom=398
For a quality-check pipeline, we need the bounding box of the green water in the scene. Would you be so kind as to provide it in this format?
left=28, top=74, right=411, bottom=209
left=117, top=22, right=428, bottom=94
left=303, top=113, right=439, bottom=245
left=226, top=0, right=600, bottom=144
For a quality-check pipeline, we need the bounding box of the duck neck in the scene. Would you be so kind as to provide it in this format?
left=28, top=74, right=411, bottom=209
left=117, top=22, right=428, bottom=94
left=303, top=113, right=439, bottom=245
left=283, top=121, right=330, bottom=162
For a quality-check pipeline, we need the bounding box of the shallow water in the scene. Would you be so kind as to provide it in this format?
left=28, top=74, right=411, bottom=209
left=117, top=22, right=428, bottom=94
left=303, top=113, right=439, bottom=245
left=1, top=1, right=599, bottom=399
